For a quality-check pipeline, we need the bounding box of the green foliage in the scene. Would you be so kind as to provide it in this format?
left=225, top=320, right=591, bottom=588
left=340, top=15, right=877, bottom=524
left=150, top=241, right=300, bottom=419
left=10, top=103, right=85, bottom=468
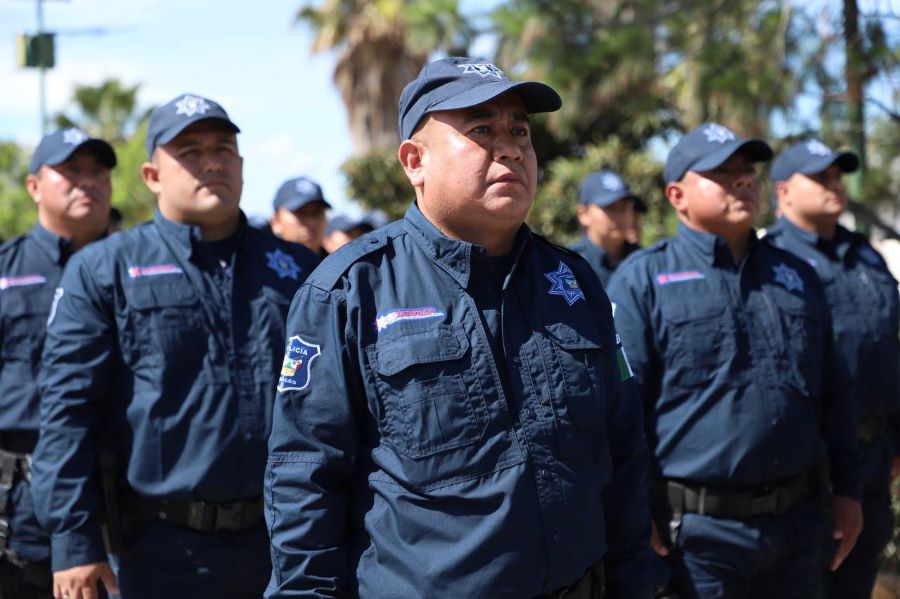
left=110, top=121, right=156, bottom=226
left=53, top=79, right=145, bottom=143
left=528, top=137, right=673, bottom=244
left=340, top=148, right=411, bottom=221
left=0, top=142, right=37, bottom=240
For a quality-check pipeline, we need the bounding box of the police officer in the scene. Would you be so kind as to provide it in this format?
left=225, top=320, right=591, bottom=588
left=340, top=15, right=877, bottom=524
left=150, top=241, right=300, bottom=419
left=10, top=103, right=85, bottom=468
left=321, top=214, right=374, bottom=254
left=607, top=123, right=862, bottom=598
left=0, top=128, right=115, bottom=599
left=268, top=176, right=331, bottom=255
left=570, top=169, right=647, bottom=287
left=767, top=139, right=899, bottom=599
left=265, top=57, right=654, bottom=598
left=31, top=94, right=318, bottom=599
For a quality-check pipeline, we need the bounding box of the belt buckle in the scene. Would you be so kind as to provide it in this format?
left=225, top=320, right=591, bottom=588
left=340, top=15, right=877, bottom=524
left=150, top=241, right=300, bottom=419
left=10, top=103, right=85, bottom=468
left=750, top=492, right=777, bottom=515
left=213, top=502, right=244, bottom=533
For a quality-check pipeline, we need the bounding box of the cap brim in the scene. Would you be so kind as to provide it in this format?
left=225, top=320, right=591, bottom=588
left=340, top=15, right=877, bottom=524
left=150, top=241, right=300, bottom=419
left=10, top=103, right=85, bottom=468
left=800, top=151, right=859, bottom=175
left=431, top=79, right=562, bottom=116
left=40, top=138, right=117, bottom=171
left=155, top=116, right=241, bottom=149
left=280, top=197, right=332, bottom=213
left=692, top=139, right=773, bottom=174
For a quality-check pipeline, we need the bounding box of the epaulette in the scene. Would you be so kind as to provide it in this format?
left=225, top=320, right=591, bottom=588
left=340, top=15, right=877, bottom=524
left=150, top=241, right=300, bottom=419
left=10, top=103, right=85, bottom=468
left=0, top=234, right=27, bottom=256
left=305, top=229, right=391, bottom=291
left=531, top=232, right=582, bottom=259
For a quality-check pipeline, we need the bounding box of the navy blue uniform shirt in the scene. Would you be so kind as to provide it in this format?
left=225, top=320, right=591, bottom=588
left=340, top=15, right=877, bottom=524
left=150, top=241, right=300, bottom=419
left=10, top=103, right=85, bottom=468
left=767, top=218, right=900, bottom=451
left=570, top=235, right=640, bottom=288
left=0, top=224, right=73, bottom=434
left=607, top=223, right=860, bottom=499
left=0, top=224, right=76, bottom=563
left=265, top=202, right=654, bottom=598
left=32, top=211, right=318, bottom=571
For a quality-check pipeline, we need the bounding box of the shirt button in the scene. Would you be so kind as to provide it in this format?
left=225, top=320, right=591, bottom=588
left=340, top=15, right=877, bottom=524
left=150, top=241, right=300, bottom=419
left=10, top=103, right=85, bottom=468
left=243, top=432, right=253, bottom=441
left=369, top=237, right=379, bottom=244
left=553, top=532, right=561, bottom=544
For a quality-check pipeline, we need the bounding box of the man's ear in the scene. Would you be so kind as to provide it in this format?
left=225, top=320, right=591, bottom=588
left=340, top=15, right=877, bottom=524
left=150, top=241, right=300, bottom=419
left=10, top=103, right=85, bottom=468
left=25, top=173, right=41, bottom=205
left=140, top=160, right=161, bottom=195
left=576, top=204, right=591, bottom=228
left=774, top=180, right=790, bottom=207
left=665, top=181, right=686, bottom=213
left=398, top=138, right=426, bottom=188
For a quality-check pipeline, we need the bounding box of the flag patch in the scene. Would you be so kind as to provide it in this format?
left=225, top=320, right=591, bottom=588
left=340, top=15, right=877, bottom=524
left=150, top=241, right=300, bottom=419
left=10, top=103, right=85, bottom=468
left=656, top=271, right=705, bottom=286
left=127, top=264, right=184, bottom=279
left=615, top=334, right=634, bottom=381
left=0, top=274, right=47, bottom=290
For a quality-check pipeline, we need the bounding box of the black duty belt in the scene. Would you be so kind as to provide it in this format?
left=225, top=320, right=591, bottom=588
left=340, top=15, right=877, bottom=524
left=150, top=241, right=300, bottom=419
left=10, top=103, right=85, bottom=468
left=132, top=496, right=264, bottom=534
left=857, top=415, right=888, bottom=443
left=665, top=470, right=816, bottom=521
left=535, top=561, right=605, bottom=599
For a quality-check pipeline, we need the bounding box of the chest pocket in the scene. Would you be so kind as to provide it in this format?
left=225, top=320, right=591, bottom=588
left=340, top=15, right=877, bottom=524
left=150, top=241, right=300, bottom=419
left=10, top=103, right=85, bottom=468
left=1, top=288, right=50, bottom=362
left=662, top=300, right=726, bottom=388
left=367, top=324, right=488, bottom=459
left=542, top=322, right=607, bottom=434
left=123, top=281, right=209, bottom=365
left=774, top=295, right=822, bottom=391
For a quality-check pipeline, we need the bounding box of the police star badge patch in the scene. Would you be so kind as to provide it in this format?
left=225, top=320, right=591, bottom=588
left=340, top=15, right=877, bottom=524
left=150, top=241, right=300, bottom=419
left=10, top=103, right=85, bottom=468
left=277, top=336, right=321, bottom=392
left=773, top=263, right=804, bottom=293
left=265, top=249, right=301, bottom=280
left=545, top=261, right=585, bottom=306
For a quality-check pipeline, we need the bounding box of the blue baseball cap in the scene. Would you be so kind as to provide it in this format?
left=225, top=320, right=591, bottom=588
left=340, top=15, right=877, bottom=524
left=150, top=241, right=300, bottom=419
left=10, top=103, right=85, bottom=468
left=579, top=169, right=647, bottom=213
left=273, top=176, right=331, bottom=212
left=29, top=128, right=116, bottom=174
left=146, top=93, right=240, bottom=157
left=770, top=139, right=859, bottom=183
left=398, top=57, right=562, bottom=140
left=326, top=214, right=374, bottom=236
left=665, top=123, right=772, bottom=183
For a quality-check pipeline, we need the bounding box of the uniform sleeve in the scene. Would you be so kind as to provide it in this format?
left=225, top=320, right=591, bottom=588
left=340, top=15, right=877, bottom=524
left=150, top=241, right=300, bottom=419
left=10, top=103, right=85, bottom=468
left=818, top=303, right=862, bottom=499
left=265, top=283, right=361, bottom=598
left=591, top=281, right=656, bottom=598
left=606, top=270, right=661, bottom=447
left=32, top=252, right=114, bottom=571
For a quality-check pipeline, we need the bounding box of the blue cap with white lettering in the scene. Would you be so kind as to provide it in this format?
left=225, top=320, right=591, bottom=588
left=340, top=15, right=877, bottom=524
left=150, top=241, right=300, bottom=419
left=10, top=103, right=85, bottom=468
left=29, top=128, right=116, bottom=174
left=145, top=93, right=240, bottom=157
left=665, top=123, right=772, bottom=183
left=398, top=57, right=562, bottom=141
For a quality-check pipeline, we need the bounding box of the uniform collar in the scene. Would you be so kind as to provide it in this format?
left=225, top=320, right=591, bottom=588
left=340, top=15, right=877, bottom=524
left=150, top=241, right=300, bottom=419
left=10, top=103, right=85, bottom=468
left=30, top=223, right=74, bottom=265
left=677, top=222, right=757, bottom=267
left=775, top=216, right=854, bottom=260
left=402, top=201, right=530, bottom=288
left=153, top=209, right=248, bottom=258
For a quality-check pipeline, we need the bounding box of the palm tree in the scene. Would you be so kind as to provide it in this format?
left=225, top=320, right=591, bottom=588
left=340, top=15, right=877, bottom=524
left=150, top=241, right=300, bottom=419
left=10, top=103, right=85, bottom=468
left=296, top=0, right=471, bottom=153
left=53, top=79, right=144, bottom=143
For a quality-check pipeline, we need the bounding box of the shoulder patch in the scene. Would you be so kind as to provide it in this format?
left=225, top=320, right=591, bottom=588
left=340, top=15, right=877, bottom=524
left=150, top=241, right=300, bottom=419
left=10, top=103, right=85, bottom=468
left=305, top=231, right=391, bottom=291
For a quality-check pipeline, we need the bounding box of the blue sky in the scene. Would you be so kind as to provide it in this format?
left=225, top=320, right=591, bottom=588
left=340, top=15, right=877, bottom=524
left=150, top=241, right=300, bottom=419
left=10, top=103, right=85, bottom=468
left=0, top=0, right=358, bottom=220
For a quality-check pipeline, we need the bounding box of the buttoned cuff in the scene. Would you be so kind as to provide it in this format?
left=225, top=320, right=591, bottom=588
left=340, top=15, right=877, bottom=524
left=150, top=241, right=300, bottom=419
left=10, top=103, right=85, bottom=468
left=50, top=527, right=107, bottom=571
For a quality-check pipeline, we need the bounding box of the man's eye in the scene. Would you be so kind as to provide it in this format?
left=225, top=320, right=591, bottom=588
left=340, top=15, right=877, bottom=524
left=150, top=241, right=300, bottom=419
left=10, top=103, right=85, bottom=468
left=471, top=125, right=490, bottom=134
left=512, top=127, right=530, bottom=137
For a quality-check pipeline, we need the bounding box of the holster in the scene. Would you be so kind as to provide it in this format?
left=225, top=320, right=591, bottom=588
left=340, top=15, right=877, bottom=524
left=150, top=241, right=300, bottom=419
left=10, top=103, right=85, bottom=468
left=97, top=450, right=126, bottom=556
left=0, top=448, right=31, bottom=554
